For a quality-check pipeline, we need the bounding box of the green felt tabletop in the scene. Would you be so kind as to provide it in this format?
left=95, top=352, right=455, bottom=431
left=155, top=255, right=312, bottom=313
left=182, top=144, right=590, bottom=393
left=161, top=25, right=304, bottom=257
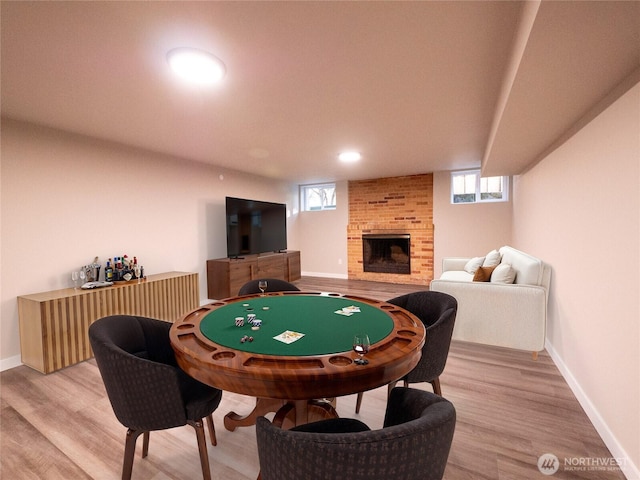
left=200, top=295, right=394, bottom=356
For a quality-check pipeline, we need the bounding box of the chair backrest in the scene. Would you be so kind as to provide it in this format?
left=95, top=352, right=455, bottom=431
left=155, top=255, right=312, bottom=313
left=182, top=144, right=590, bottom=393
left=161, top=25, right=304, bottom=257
left=388, top=291, right=457, bottom=384
left=89, top=315, right=187, bottom=431
left=237, top=278, right=300, bottom=295
left=257, top=387, right=456, bottom=480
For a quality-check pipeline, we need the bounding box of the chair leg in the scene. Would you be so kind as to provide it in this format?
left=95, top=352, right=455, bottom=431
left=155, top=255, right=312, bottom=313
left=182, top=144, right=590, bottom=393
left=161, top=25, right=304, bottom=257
left=122, top=428, right=145, bottom=480
left=431, top=377, right=442, bottom=396
left=387, top=380, right=398, bottom=397
left=357, top=380, right=398, bottom=414
left=205, top=414, right=217, bottom=446
left=355, top=392, right=364, bottom=414
left=142, top=431, right=150, bottom=458
left=189, top=419, right=212, bottom=480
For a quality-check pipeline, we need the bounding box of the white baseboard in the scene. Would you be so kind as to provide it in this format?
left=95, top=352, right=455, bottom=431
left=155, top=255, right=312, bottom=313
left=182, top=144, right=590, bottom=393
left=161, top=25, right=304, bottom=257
left=301, top=271, right=348, bottom=279
left=0, top=355, right=22, bottom=372
left=545, top=339, right=639, bottom=480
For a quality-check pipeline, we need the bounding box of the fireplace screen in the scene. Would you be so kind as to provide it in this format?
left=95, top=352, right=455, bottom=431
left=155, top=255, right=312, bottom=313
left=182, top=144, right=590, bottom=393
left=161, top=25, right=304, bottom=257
left=362, top=234, right=410, bottom=274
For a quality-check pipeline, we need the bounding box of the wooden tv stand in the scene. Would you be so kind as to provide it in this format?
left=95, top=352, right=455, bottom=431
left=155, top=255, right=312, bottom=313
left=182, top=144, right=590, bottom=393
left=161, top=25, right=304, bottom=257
left=207, top=251, right=301, bottom=299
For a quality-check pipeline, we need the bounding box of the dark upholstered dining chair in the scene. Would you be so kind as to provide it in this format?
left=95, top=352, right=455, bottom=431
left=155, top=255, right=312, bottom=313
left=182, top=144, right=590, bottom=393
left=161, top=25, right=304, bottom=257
left=89, top=315, right=223, bottom=480
left=257, top=387, right=456, bottom=480
left=356, top=291, right=457, bottom=413
left=237, top=278, right=300, bottom=295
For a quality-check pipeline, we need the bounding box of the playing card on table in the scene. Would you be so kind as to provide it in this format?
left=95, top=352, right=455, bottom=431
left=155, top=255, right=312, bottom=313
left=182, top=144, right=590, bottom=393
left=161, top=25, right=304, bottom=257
left=273, top=330, right=305, bottom=344
left=334, top=305, right=361, bottom=316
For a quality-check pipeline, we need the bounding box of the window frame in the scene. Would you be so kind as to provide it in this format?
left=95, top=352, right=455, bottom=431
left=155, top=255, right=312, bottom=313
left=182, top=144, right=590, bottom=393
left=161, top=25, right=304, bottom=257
left=300, top=183, right=337, bottom=211
left=450, top=169, right=509, bottom=204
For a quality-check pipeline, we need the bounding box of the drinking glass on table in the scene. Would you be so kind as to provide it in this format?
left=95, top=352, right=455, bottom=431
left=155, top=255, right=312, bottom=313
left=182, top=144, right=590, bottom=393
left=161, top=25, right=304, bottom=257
left=353, top=334, right=370, bottom=365
left=258, top=280, right=268, bottom=296
left=71, top=271, right=80, bottom=289
left=79, top=269, right=86, bottom=287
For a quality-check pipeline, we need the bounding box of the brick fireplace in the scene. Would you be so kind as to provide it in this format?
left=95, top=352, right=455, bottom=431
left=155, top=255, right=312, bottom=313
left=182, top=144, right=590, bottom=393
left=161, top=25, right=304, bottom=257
left=362, top=233, right=411, bottom=274
left=347, top=174, right=434, bottom=285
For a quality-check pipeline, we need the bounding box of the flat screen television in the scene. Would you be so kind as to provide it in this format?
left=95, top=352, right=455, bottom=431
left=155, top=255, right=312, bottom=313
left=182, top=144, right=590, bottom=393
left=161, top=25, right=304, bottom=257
left=225, top=196, right=287, bottom=258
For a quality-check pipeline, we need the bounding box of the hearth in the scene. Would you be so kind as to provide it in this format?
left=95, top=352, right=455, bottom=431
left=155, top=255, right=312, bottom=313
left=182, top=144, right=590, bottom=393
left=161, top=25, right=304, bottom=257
left=362, top=234, right=410, bottom=275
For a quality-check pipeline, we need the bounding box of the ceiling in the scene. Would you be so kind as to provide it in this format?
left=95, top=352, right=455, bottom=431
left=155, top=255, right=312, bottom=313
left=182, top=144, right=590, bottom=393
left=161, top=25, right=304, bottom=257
left=2, top=1, right=638, bottom=184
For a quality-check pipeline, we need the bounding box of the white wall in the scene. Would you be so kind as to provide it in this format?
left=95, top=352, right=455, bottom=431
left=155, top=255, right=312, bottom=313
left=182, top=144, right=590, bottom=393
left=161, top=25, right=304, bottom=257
left=0, top=119, right=291, bottom=367
left=432, top=170, right=513, bottom=278
left=296, top=180, right=349, bottom=278
left=513, top=83, right=640, bottom=478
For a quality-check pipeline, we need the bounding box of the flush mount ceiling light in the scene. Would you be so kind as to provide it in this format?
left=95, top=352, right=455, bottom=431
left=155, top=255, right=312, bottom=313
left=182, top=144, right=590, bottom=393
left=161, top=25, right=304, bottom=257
left=167, top=47, right=226, bottom=85
left=338, top=151, right=362, bottom=163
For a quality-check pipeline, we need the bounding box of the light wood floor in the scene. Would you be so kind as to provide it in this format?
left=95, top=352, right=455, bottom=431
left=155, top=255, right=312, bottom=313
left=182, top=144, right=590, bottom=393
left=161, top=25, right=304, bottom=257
left=1, top=277, right=624, bottom=480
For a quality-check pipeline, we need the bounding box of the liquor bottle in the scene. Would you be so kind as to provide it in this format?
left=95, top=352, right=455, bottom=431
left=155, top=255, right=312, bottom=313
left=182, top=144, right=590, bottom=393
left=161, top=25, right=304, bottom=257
left=124, top=255, right=131, bottom=278
left=114, top=257, right=122, bottom=281
left=105, top=261, right=114, bottom=282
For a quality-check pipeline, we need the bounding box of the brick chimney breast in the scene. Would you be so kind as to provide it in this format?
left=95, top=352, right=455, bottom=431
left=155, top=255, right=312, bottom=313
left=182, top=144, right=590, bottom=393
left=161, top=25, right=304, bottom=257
left=347, top=174, right=434, bottom=285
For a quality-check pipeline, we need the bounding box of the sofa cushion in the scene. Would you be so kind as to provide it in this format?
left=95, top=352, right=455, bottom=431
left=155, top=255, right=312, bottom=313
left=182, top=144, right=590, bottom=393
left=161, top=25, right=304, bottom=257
left=482, top=249, right=501, bottom=267
left=498, top=246, right=546, bottom=285
left=473, top=265, right=497, bottom=282
left=440, top=270, right=473, bottom=282
left=491, top=263, right=516, bottom=284
left=464, top=257, right=484, bottom=274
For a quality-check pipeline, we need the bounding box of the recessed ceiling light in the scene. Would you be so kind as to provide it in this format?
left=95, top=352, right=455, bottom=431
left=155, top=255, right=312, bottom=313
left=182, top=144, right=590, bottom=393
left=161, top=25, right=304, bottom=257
left=338, top=151, right=362, bottom=163
left=167, top=47, right=226, bottom=85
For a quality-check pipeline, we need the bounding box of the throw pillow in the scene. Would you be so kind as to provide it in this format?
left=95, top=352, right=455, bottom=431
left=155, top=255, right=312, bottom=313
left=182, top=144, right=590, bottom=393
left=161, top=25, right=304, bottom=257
left=482, top=249, right=502, bottom=267
left=464, top=256, right=485, bottom=274
left=473, top=265, right=497, bottom=282
left=491, top=263, right=516, bottom=284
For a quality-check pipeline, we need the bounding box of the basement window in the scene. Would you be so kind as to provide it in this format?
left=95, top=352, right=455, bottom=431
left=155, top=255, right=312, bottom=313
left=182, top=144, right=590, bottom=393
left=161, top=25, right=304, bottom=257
left=301, top=183, right=336, bottom=211
left=451, top=170, right=509, bottom=204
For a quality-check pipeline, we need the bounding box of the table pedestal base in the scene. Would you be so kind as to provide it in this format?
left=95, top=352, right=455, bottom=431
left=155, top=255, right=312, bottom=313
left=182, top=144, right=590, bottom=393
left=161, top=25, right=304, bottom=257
left=224, top=397, right=338, bottom=431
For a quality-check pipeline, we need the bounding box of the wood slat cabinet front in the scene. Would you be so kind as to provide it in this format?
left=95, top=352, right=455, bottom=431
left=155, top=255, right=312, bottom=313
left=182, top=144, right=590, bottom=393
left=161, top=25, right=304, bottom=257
left=17, top=272, right=199, bottom=374
left=207, top=251, right=301, bottom=299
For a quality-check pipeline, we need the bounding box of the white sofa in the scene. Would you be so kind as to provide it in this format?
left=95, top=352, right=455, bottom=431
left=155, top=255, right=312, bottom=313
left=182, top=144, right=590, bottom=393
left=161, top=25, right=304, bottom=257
left=430, top=246, right=550, bottom=355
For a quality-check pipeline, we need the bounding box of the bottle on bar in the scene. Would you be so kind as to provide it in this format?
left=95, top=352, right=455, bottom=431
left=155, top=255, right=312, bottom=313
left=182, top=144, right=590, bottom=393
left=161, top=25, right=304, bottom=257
left=114, top=257, right=122, bottom=281
left=104, top=254, right=143, bottom=282
left=105, top=260, right=114, bottom=282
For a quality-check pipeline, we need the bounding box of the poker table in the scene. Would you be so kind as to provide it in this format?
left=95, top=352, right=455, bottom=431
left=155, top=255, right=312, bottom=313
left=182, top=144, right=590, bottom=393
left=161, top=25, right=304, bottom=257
left=170, top=291, right=425, bottom=429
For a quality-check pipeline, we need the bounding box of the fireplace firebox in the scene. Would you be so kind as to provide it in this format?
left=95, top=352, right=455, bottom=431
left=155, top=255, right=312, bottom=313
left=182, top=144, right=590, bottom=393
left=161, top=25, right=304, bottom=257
left=362, top=234, right=410, bottom=274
